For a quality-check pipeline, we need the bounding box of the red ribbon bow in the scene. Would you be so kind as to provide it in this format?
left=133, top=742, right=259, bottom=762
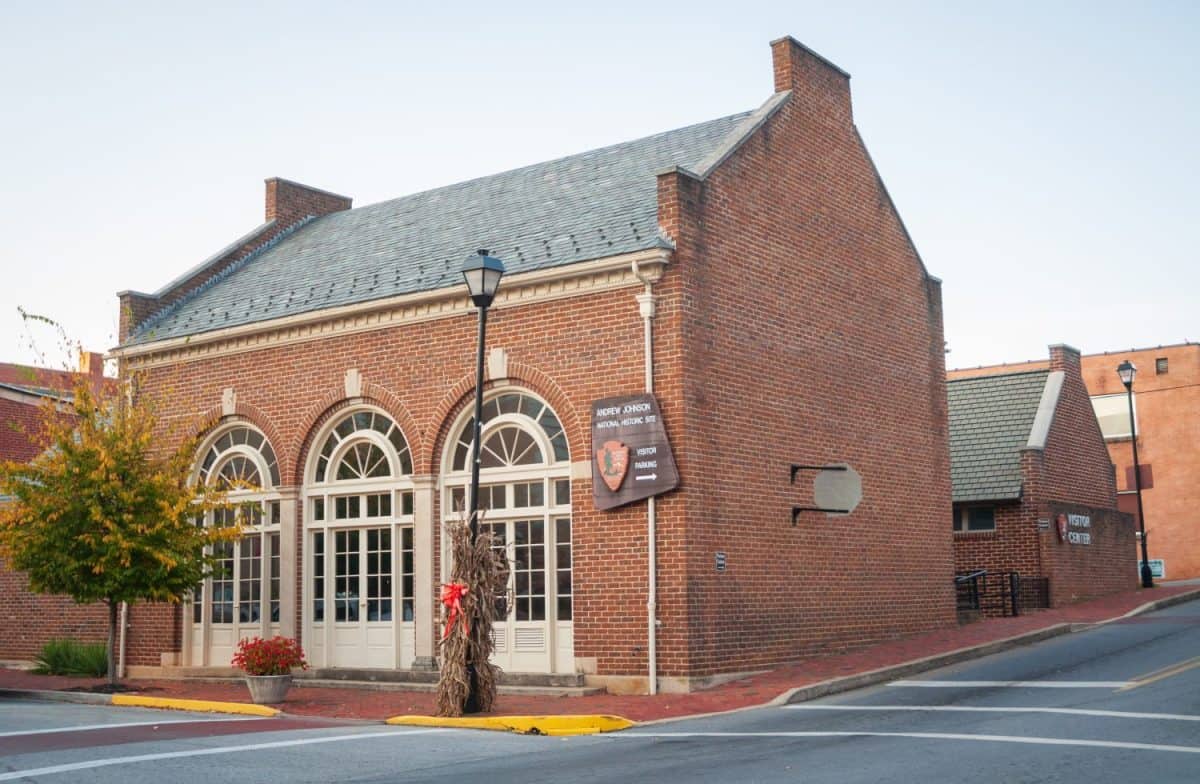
left=441, top=582, right=470, bottom=640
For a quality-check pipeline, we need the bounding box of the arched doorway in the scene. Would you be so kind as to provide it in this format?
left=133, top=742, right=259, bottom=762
left=304, top=408, right=415, bottom=669
left=442, top=389, right=573, bottom=673
left=188, top=423, right=282, bottom=666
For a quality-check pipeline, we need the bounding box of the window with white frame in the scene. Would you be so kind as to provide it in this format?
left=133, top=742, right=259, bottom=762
left=1091, top=393, right=1135, bottom=440
left=442, top=391, right=572, bottom=629
left=193, top=424, right=281, bottom=628
left=307, top=408, right=415, bottom=630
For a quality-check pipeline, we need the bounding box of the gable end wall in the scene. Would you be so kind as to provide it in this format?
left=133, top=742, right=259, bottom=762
left=668, top=43, right=955, bottom=675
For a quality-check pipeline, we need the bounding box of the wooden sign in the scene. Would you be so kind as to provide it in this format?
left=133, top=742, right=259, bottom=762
left=591, top=394, right=679, bottom=511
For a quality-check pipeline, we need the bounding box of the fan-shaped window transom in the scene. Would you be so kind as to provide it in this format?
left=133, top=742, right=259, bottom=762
left=198, top=425, right=279, bottom=489
left=315, top=410, right=412, bottom=483
left=450, top=392, right=567, bottom=471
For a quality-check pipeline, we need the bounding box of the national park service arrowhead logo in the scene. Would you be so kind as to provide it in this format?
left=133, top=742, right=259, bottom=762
left=596, top=440, right=630, bottom=492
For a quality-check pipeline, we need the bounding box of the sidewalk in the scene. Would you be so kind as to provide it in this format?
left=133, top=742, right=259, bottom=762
left=3, top=584, right=1197, bottom=724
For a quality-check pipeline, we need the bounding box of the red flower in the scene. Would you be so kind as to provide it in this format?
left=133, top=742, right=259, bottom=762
left=231, top=636, right=309, bottom=676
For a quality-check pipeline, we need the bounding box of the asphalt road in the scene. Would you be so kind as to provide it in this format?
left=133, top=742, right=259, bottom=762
left=2, top=598, right=1197, bottom=783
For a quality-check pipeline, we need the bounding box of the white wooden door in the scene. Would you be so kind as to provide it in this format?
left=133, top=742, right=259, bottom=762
left=330, top=527, right=395, bottom=668
left=486, top=519, right=555, bottom=673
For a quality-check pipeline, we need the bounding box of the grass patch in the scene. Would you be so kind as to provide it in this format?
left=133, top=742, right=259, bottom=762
left=33, top=638, right=108, bottom=677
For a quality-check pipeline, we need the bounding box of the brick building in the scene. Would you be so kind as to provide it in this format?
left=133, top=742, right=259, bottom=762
left=947, top=345, right=1136, bottom=613
left=100, top=36, right=954, bottom=692
left=0, top=353, right=133, bottom=664
left=1081, top=343, right=1199, bottom=580
left=954, top=342, right=1199, bottom=580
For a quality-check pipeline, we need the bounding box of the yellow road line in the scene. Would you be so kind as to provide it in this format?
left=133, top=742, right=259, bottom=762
left=1120, top=656, right=1200, bottom=692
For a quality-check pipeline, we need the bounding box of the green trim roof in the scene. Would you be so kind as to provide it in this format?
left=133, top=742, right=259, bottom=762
left=947, top=370, right=1050, bottom=503
left=127, top=110, right=758, bottom=345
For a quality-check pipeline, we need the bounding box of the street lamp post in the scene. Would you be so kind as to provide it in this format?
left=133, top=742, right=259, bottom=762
left=1117, top=360, right=1153, bottom=589
left=460, top=248, right=505, bottom=713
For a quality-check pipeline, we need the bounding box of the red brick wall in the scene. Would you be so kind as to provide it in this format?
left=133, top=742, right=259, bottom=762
left=0, top=397, right=45, bottom=464
left=668, top=37, right=956, bottom=672
left=1034, top=347, right=1133, bottom=603
left=129, top=282, right=661, bottom=675
left=1042, top=346, right=1118, bottom=509
left=1081, top=344, right=1200, bottom=579
left=0, top=560, right=177, bottom=667
left=952, top=502, right=1037, bottom=578
left=1039, top=502, right=1136, bottom=606
left=0, top=561, right=110, bottom=659
left=265, top=178, right=352, bottom=226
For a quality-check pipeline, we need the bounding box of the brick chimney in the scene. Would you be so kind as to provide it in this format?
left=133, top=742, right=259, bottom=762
left=78, top=350, right=104, bottom=380
left=118, top=178, right=352, bottom=343
left=265, top=178, right=353, bottom=226
left=770, top=36, right=853, bottom=126
left=1048, top=343, right=1082, bottom=375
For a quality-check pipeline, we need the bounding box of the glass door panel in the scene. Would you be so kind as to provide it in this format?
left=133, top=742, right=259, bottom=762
left=334, top=529, right=360, bottom=622
left=328, top=527, right=396, bottom=668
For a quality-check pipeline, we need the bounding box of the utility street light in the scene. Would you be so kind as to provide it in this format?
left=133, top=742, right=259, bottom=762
left=1117, top=360, right=1153, bottom=589
left=460, top=248, right=505, bottom=713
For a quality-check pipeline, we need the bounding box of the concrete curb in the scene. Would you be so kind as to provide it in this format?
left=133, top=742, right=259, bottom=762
left=0, top=688, right=279, bottom=718
left=770, top=588, right=1200, bottom=709
left=1118, top=587, right=1200, bottom=619
left=112, top=695, right=280, bottom=717
left=771, top=624, right=1074, bottom=707
left=0, top=688, right=113, bottom=707
left=1070, top=588, right=1200, bottom=632
left=386, top=714, right=635, bottom=736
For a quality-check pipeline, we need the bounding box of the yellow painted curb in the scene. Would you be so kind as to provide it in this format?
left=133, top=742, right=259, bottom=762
left=112, top=695, right=280, bottom=717
left=386, top=714, right=635, bottom=736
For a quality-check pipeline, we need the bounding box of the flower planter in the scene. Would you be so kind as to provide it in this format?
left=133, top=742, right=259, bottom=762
left=245, top=673, right=293, bottom=704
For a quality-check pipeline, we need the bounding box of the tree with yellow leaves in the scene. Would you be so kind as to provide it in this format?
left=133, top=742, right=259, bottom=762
left=0, top=373, right=235, bottom=686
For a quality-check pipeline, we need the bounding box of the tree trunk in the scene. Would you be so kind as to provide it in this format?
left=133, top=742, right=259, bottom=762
left=106, top=599, right=118, bottom=686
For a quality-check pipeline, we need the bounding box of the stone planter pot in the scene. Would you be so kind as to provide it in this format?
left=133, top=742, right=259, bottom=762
left=245, top=674, right=292, bottom=704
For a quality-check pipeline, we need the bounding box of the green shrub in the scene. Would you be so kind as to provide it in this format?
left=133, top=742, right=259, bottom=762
left=33, top=638, right=108, bottom=677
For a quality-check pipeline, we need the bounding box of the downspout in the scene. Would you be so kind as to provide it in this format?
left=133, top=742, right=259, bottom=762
left=118, top=601, right=128, bottom=678
left=633, top=260, right=659, bottom=695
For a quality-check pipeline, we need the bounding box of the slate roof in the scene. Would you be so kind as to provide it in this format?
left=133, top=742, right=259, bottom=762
left=947, top=370, right=1051, bottom=503
left=127, top=110, right=757, bottom=345
left=0, top=381, right=67, bottom=399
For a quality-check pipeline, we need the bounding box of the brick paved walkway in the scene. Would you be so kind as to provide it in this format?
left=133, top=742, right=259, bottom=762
left=3, top=584, right=1196, bottom=722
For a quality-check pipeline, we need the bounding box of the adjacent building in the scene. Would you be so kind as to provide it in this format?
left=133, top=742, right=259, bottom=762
left=952, top=342, right=1199, bottom=581
left=1081, top=343, right=1199, bottom=580
left=0, top=353, right=122, bottom=663
left=947, top=345, right=1136, bottom=612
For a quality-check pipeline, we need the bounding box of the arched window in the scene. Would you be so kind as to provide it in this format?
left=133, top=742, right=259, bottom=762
left=190, top=423, right=281, bottom=667
left=305, top=407, right=416, bottom=670
left=441, top=389, right=573, bottom=674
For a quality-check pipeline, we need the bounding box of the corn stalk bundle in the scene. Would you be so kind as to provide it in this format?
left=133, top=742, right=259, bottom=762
left=436, top=518, right=509, bottom=716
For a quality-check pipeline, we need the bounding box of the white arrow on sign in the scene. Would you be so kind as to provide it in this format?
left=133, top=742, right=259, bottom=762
left=635, top=474, right=657, bottom=481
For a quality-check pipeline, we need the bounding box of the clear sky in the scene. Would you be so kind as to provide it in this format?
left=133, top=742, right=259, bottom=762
left=1, top=1, right=1196, bottom=372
